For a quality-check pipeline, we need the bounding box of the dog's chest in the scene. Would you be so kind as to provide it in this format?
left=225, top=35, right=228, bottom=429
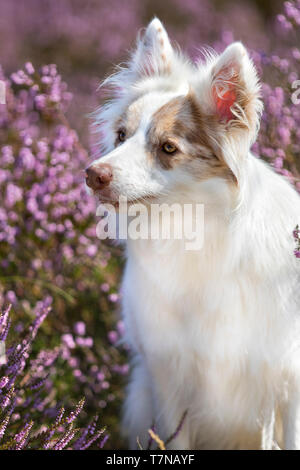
left=123, top=241, right=282, bottom=429
left=125, top=241, right=266, bottom=362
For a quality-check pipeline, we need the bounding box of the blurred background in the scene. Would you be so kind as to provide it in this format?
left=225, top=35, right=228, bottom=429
left=0, top=0, right=299, bottom=450
left=0, top=0, right=285, bottom=146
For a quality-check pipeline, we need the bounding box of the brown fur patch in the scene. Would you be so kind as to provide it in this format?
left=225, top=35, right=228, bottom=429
left=114, top=92, right=236, bottom=183
left=148, top=93, right=234, bottom=182
left=114, top=98, right=145, bottom=145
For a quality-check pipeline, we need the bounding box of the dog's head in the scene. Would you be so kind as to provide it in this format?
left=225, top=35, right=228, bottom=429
left=86, top=18, right=262, bottom=206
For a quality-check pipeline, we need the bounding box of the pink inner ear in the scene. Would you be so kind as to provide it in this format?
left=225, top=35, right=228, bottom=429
left=213, top=86, right=236, bottom=122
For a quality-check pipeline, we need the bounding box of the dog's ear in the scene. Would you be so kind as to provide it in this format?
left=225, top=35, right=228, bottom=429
left=130, top=18, right=175, bottom=78
left=191, top=43, right=263, bottom=185
left=210, top=42, right=262, bottom=137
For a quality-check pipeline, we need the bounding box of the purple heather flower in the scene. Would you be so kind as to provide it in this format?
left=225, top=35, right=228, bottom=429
left=0, top=377, right=9, bottom=389
left=108, top=330, right=118, bottom=344
left=62, top=334, right=75, bottom=349
left=6, top=291, right=17, bottom=304
left=101, top=283, right=110, bottom=292
left=74, top=322, right=86, bottom=336
left=99, top=434, right=109, bottom=449
left=108, top=293, right=119, bottom=303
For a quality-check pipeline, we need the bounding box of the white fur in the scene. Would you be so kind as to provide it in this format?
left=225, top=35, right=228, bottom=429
left=90, top=18, right=300, bottom=449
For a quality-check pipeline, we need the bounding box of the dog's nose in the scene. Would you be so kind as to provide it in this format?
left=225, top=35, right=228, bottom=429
left=86, top=164, right=113, bottom=190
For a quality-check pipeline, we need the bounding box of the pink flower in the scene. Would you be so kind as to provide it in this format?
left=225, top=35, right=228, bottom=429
left=108, top=331, right=118, bottom=344
left=108, top=293, right=119, bottom=303
left=62, top=334, right=76, bottom=349
left=74, top=321, right=86, bottom=336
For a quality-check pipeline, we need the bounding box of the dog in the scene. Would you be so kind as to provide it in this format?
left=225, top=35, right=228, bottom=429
left=86, top=18, right=300, bottom=449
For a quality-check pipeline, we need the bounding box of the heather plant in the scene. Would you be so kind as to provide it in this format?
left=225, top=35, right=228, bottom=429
left=251, top=1, right=300, bottom=190
left=0, top=61, right=122, bottom=329
left=0, top=61, right=96, bottom=302
left=0, top=300, right=108, bottom=449
left=0, top=62, right=127, bottom=447
left=0, top=0, right=279, bottom=144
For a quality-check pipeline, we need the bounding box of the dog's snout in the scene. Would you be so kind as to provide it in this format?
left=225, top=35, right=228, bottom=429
left=85, top=163, right=113, bottom=190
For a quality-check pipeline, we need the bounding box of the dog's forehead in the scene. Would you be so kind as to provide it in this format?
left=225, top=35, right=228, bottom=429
left=126, top=89, right=188, bottom=132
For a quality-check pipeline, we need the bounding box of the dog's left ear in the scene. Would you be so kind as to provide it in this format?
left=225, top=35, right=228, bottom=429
left=130, top=18, right=175, bottom=78
left=209, top=42, right=262, bottom=139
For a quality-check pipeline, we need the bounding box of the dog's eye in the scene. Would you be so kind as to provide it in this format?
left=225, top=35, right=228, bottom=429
left=162, top=142, right=177, bottom=154
left=117, top=129, right=126, bottom=143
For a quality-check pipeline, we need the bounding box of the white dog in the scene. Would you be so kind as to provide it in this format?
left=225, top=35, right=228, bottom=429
left=86, top=18, right=300, bottom=449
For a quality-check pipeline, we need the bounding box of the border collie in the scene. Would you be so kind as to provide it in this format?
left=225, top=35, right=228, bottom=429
left=86, top=18, right=300, bottom=449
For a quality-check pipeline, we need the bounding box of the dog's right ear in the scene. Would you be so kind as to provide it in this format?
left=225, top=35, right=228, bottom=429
left=129, top=18, right=175, bottom=78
